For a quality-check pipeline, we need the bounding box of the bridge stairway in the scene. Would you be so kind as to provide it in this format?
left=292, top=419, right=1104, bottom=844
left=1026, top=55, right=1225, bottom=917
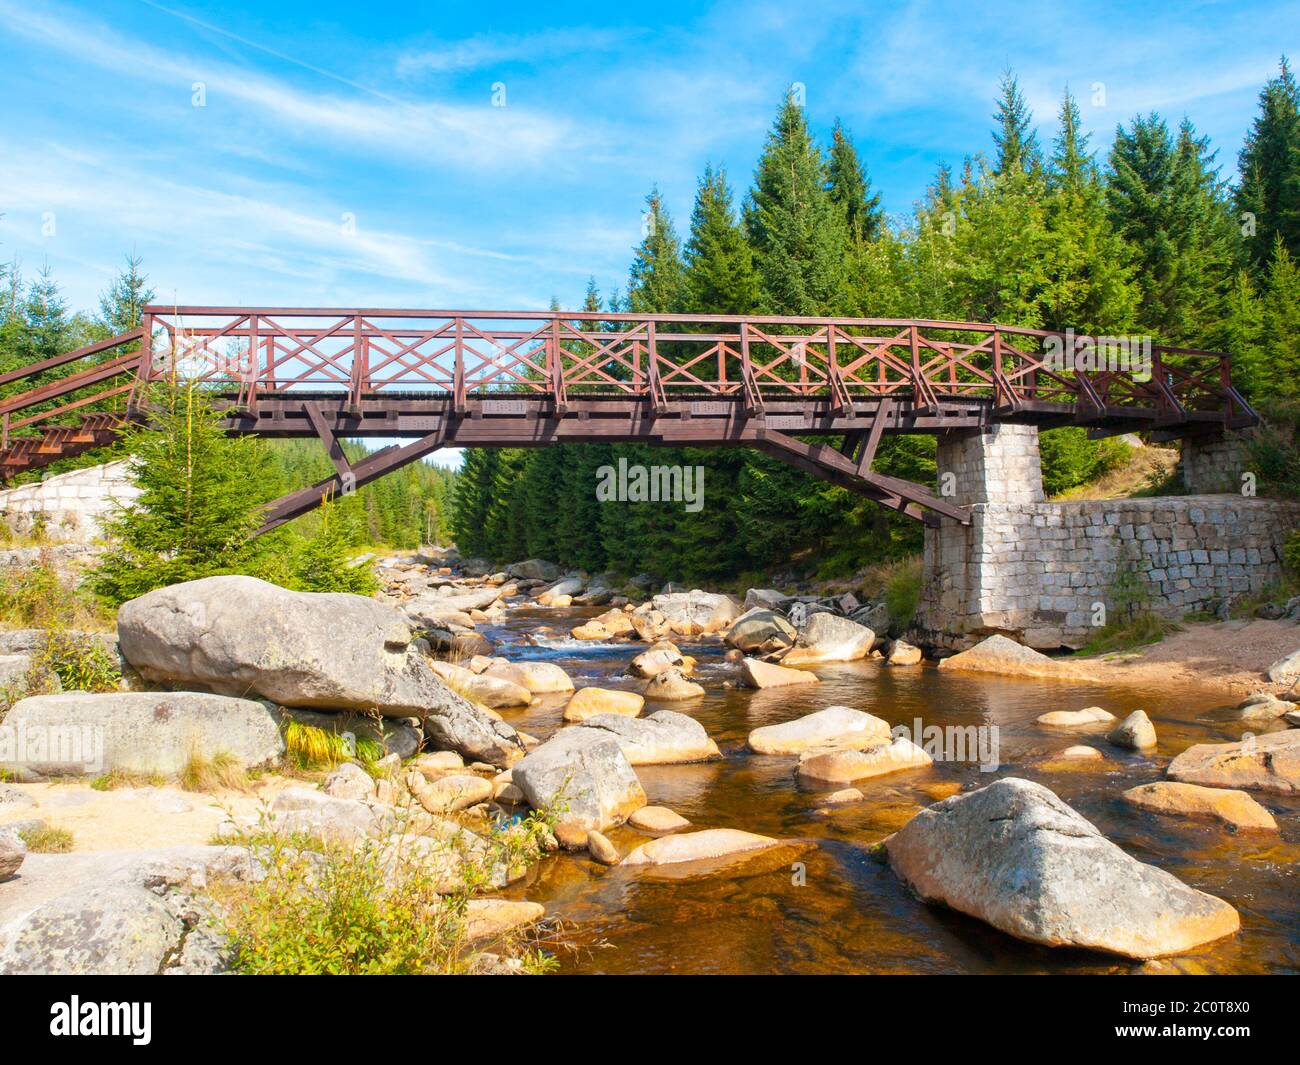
left=0, top=413, right=125, bottom=480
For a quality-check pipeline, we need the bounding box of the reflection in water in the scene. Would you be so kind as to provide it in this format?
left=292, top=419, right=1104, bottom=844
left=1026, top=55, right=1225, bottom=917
left=489, top=605, right=1300, bottom=974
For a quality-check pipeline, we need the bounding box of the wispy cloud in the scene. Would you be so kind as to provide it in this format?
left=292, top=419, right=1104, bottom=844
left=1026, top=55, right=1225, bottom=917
left=396, top=27, right=636, bottom=77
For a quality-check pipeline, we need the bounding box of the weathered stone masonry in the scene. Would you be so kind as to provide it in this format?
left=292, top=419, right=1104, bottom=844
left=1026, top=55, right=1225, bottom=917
left=916, top=426, right=1300, bottom=650
left=0, top=460, right=139, bottom=542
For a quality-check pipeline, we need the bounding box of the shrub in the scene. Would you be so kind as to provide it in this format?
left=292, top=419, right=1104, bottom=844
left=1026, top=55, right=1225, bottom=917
left=34, top=631, right=121, bottom=693
left=883, top=556, right=923, bottom=630
left=215, top=804, right=557, bottom=975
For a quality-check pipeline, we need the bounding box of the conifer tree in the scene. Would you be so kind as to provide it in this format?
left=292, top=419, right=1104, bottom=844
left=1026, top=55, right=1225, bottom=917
left=992, top=70, right=1041, bottom=179
left=684, top=166, right=759, bottom=314
left=827, top=119, right=884, bottom=241
left=98, top=254, right=155, bottom=336
left=1237, top=57, right=1300, bottom=273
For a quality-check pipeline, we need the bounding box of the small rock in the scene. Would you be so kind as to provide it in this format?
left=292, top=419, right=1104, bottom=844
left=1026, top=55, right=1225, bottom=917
left=885, top=640, right=922, bottom=666
left=553, top=821, right=589, bottom=851
left=1265, top=648, right=1300, bottom=685
left=410, top=773, right=493, bottom=814
left=1121, top=782, right=1277, bottom=833
left=586, top=830, right=620, bottom=865
left=643, top=668, right=705, bottom=701
left=1037, top=706, right=1115, bottom=727
left=563, top=687, right=645, bottom=722
left=322, top=762, right=376, bottom=801
left=627, top=806, right=691, bottom=833
left=621, top=828, right=785, bottom=868
left=0, top=829, right=25, bottom=881
left=747, top=706, right=891, bottom=755
left=464, top=899, right=545, bottom=944
left=797, top=738, right=933, bottom=786
left=818, top=787, right=865, bottom=805
left=738, top=657, right=818, bottom=689
left=1107, top=710, right=1157, bottom=751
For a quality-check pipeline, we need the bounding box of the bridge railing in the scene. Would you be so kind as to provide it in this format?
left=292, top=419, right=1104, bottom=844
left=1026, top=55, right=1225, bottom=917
left=0, top=308, right=1255, bottom=445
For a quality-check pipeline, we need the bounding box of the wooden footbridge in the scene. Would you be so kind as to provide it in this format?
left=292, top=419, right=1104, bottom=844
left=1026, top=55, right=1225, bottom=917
left=0, top=307, right=1257, bottom=532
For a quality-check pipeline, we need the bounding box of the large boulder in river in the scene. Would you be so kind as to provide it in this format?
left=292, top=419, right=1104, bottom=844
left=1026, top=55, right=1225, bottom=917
left=642, top=668, right=705, bottom=701
left=1166, top=730, right=1300, bottom=795
left=781, top=613, right=876, bottom=665
left=649, top=590, right=743, bottom=636
left=724, top=608, right=797, bottom=654
left=512, top=729, right=646, bottom=831
left=573, top=711, right=720, bottom=765
left=120, top=576, right=450, bottom=716
left=747, top=706, right=891, bottom=755
left=0, top=692, right=283, bottom=777
left=563, top=687, right=644, bottom=722
left=885, top=777, right=1240, bottom=959
left=796, top=737, right=932, bottom=785
left=937, top=634, right=1087, bottom=680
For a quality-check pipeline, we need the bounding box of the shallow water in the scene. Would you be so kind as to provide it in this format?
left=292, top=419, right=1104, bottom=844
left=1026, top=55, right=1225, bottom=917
left=487, top=605, right=1300, bottom=975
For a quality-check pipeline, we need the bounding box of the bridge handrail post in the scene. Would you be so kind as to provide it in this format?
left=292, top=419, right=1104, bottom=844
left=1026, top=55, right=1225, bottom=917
left=453, top=317, right=465, bottom=412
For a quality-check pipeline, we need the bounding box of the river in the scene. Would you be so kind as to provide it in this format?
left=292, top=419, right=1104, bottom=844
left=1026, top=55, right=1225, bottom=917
left=482, top=603, right=1300, bottom=974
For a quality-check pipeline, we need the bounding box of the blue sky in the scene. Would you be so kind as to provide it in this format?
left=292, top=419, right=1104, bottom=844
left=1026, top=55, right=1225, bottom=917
left=2, top=0, right=1295, bottom=322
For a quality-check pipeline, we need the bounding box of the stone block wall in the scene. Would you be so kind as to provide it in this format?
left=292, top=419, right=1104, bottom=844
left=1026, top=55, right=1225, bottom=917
left=1178, top=434, right=1254, bottom=495
left=0, top=461, right=139, bottom=543
left=916, top=494, right=1300, bottom=650
left=936, top=424, right=1044, bottom=506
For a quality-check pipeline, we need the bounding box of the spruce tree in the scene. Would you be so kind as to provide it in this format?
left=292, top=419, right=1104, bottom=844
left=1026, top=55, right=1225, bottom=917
left=1237, top=57, right=1300, bottom=273
left=827, top=119, right=884, bottom=241
left=992, top=70, right=1041, bottom=179
left=98, top=254, right=154, bottom=336
left=684, top=166, right=759, bottom=314
left=91, top=382, right=276, bottom=605
left=745, top=91, right=850, bottom=315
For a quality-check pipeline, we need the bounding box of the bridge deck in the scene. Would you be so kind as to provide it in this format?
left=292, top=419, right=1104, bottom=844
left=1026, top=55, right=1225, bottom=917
left=0, top=307, right=1258, bottom=531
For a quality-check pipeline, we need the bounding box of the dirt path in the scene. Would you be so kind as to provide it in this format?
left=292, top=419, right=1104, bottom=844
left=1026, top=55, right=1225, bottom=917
left=1069, top=618, right=1299, bottom=699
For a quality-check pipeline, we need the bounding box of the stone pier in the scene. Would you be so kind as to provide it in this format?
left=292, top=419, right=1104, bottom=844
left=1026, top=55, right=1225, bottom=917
left=916, top=428, right=1299, bottom=650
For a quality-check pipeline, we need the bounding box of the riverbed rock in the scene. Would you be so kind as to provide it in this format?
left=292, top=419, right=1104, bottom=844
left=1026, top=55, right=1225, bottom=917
left=747, top=706, right=892, bottom=755
left=621, top=828, right=783, bottom=868
left=117, top=575, right=482, bottom=721
left=724, top=609, right=797, bottom=655
left=642, top=668, right=705, bottom=701
left=563, top=687, right=644, bottom=722
left=270, top=788, right=399, bottom=842
left=627, top=647, right=686, bottom=678
left=743, top=588, right=791, bottom=612
left=1234, top=691, right=1297, bottom=722
left=738, top=657, right=819, bottom=689
left=0, top=691, right=283, bottom=777
left=464, top=899, right=545, bottom=944
left=574, top=711, right=720, bottom=765
left=587, top=830, right=620, bottom=865
left=512, top=729, right=646, bottom=831
left=509, top=559, right=560, bottom=582
left=627, top=806, right=691, bottom=833
left=483, top=660, right=575, bottom=694
left=650, top=590, right=743, bottom=636
left=322, top=762, right=376, bottom=801
left=885, top=777, right=1240, bottom=959
left=0, top=831, right=24, bottom=882
left=937, top=634, right=1087, bottom=681
left=1265, top=648, right=1300, bottom=686
left=782, top=613, right=875, bottom=665
left=406, top=588, right=501, bottom=623
left=1121, top=782, right=1277, bottom=833
left=1166, top=729, right=1300, bottom=795
left=427, top=660, right=532, bottom=708
left=1107, top=710, right=1157, bottom=750
left=1037, top=706, right=1115, bottom=727
left=885, top=640, right=923, bottom=666
left=410, top=772, right=493, bottom=814
left=796, top=737, right=933, bottom=786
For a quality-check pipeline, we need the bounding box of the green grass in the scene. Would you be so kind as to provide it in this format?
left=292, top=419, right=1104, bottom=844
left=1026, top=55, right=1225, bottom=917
left=20, top=824, right=74, bottom=852
left=180, top=751, right=250, bottom=793
left=1075, top=612, right=1180, bottom=656
left=90, top=769, right=167, bottom=791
